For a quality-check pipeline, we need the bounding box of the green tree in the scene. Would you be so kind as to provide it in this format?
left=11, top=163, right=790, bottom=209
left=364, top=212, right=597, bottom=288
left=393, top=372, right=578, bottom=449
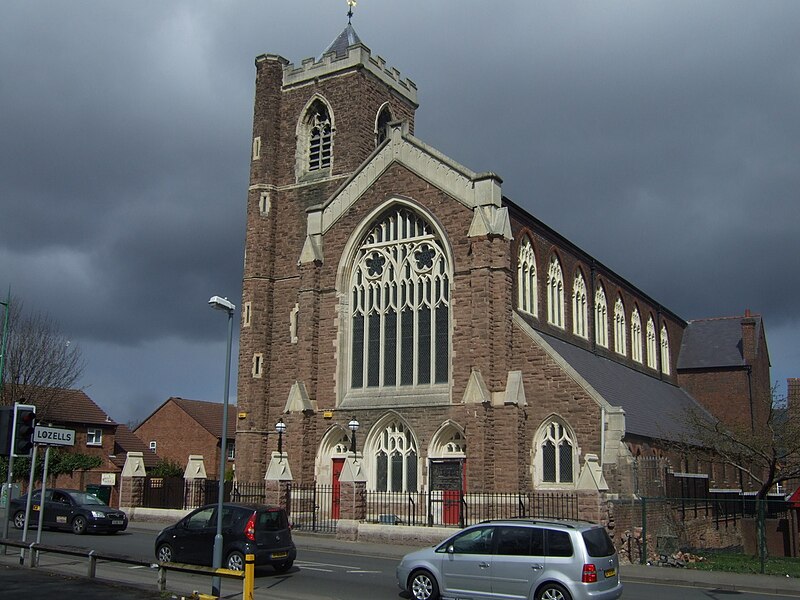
left=148, top=458, right=184, bottom=478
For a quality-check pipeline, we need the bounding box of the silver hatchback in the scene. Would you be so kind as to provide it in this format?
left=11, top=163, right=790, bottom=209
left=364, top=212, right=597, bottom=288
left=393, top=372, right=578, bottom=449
left=396, top=519, right=622, bottom=600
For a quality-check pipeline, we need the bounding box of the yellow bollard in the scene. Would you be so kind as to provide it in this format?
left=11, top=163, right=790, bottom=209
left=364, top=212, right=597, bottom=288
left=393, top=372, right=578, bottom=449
left=243, top=553, right=255, bottom=600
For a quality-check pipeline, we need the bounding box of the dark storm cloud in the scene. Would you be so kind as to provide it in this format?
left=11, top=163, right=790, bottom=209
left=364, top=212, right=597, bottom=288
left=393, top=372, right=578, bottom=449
left=2, top=1, right=798, bottom=423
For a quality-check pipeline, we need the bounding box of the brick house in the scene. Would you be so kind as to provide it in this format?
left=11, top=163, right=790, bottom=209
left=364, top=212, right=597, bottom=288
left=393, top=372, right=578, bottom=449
left=134, top=397, right=236, bottom=480
left=232, top=24, right=774, bottom=499
left=9, top=387, right=157, bottom=508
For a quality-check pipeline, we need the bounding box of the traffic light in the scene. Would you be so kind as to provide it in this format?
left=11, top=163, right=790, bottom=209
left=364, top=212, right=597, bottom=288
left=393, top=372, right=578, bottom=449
left=0, top=406, right=13, bottom=457
left=12, top=405, right=36, bottom=457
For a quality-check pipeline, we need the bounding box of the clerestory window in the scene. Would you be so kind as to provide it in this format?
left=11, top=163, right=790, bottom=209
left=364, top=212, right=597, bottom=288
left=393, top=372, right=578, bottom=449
left=646, top=317, right=657, bottom=369
left=349, top=206, right=450, bottom=394
left=614, top=297, right=626, bottom=356
left=547, top=256, right=564, bottom=328
left=517, top=237, right=537, bottom=317
left=660, top=325, right=671, bottom=375
left=594, top=285, right=608, bottom=348
left=572, top=271, right=588, bottom=339
left=631, top=308, right=643, bottom=363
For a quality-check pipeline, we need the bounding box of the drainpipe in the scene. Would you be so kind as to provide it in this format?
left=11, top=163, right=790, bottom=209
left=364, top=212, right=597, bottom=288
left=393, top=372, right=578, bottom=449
left=747, top=365, right=755, bottom=432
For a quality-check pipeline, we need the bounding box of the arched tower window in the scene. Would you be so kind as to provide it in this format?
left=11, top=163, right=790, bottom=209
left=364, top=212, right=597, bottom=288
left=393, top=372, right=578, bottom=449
left=297, top=98, right=333, bottom=178
left=535, top=419, right=575, bottom=485
left=646, top=317, right=658, bottom=369
left=376, top=104, right=393, bottom=146
left=547, top=256, right=564, bottom=328
left=660, top=325, right=671, bottom=375
left=349, top=206, right=450, bottom=393
left=517, top=237, right=537, bottom=317
left=370, top=418, right=418, bottom=492
left=614, top=296, right=627, bottom=356
left=631, top=308, right=643, bottom=363
left=572, top=271, right=588, bottom=339
left=594, top=285, right=608, bottom=348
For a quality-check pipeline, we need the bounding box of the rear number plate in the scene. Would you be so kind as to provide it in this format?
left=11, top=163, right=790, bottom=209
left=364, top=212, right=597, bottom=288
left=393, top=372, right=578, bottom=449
left=604, top=568, right=616, bottom=578
left=112, top=520, right=123, bottom=525
left=271, top=552, right=288, bottom=559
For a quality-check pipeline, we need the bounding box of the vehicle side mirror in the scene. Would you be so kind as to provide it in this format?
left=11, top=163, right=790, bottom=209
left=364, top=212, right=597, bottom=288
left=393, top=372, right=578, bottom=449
left=447, top=544, right=455, bottom=554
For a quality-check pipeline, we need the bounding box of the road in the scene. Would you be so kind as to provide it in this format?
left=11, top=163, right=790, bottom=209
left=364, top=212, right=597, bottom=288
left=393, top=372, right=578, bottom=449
left=2, top=524, right=800, bottom=600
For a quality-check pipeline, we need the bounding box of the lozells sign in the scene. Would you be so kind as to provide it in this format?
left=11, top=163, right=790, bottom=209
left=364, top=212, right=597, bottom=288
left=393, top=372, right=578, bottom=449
left=33, top=425, right=76, bottom=447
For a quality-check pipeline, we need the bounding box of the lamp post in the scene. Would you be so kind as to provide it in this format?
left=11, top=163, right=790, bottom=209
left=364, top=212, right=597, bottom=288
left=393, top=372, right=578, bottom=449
left=208, top=295, right=235, bottom=597
left=275, top=418, right=286, bottom=456
left=348, top=416, right=359, bottom=454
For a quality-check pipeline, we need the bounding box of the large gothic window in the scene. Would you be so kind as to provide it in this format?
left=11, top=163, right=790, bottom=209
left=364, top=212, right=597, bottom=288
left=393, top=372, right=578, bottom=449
left=538, top=420, right=574, bottom=485
left=547, top=256, right=564, bottom=328
left=660, top=325, right=671, bottom=375
left=594, top=285, right=608, bottom=348
left=517, top=238, right=537, bottom=317
left=631, top=308, right=643, bottom=363
left=349, top=206, right=450, bottom=393
left=614, top=297, right=627, bottom=356
left=373, top=420, right=418, bottom=492
left=572, top=271, right=588, bottom=339
left=646, top=317, right=658, bottom=369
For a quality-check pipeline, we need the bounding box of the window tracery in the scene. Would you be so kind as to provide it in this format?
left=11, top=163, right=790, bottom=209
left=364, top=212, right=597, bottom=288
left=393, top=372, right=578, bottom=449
left=572, top=271, right=588, bottom=338
left=517, top=238, right=537, bottom=317
left=547, top=256, right=564, bottom=328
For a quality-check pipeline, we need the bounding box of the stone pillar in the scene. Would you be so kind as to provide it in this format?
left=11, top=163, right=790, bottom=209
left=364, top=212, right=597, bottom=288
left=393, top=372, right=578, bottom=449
left=119, top=452, right=146, bottom=510
left=265, top=451, right=293, bottom=509
left=184, top=455, right=207, bottom=508
left=337, top=454, right=367, bottom=521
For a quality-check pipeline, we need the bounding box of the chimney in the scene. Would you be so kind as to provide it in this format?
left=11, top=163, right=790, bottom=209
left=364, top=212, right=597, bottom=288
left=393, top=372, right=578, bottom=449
left=789, top=378, right=800, bottom=411
left=741, top=309, right=756, bottom=363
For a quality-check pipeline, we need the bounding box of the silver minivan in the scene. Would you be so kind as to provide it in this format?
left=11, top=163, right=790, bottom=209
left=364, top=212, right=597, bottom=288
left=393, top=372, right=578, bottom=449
left=396, top=519, right=622, bottom=600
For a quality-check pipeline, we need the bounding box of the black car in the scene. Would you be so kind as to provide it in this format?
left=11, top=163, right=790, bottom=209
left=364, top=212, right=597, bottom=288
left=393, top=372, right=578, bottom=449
left=9, top=488, right=128, bottom=535
left=154, top=503, right=296, bottom=572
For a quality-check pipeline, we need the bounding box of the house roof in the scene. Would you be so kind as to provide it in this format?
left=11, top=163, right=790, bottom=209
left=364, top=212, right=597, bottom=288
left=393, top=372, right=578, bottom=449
left=111, top=424, right=160, bottom=469
left=30, top=387, right=117, bottom=427
left=539, top=331, right=712, bottom=442
left=158, top=397, right=237, bottom=439
left=677, top=315, right=763, bottom=370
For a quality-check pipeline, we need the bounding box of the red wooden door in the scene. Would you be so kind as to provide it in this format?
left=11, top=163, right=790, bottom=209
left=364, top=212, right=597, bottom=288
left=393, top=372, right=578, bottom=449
left=331, top=458, right=344, bottom=519
left=443, top=460, right=466, bottom=525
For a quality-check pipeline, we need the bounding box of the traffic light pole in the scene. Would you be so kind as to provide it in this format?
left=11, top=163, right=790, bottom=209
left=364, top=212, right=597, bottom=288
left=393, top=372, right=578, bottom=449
left=19, top=443, right=38, bottom=566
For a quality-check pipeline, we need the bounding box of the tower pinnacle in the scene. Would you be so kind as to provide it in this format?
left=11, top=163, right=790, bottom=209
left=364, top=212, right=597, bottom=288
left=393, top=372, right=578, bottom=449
left=347, top=0, right=356, bottom=23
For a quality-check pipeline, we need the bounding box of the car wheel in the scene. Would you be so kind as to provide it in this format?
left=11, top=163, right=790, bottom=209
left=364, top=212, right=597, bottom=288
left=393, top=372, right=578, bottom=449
left=71, top=515, right=87, bottom=535
left=226, top=551, right=245, bottom=571
left=537, top=582, right=572, bottom=600
left=409, top=569, right=439, bottom=600
left=13, top=511, right=26, bottom=530
left=274, top=559, right=293, bottom=573
left=156, top=543, right=174, bottom=563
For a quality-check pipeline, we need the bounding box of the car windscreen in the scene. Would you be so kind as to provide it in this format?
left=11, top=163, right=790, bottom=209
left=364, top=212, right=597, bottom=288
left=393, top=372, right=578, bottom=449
left=581, top=527, right=615, bottom=557
left=70, top=492, right=106, bottom=506
left=256, top=509, right=288, bottom=531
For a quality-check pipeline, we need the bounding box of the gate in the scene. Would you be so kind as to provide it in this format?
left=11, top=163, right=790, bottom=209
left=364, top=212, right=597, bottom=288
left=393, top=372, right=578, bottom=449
left=142, top=476, right=184, bottom=509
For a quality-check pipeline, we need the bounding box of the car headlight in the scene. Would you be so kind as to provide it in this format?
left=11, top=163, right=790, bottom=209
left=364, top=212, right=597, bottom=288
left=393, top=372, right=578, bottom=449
left=91, top=511, right=106, bottom=518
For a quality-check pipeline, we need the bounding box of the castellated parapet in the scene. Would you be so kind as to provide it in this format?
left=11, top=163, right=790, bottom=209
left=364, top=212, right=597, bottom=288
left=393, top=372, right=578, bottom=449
left=256, top=43, right=418, bottom=106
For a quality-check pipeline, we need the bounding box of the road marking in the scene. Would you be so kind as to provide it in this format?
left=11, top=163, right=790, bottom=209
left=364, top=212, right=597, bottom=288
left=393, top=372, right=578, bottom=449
left=346, top=570, right=381, bottom=574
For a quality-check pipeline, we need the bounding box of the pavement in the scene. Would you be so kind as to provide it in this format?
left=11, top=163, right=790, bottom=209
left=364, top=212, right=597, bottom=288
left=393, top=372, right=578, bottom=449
left=1, top=515, right=800, bottom=598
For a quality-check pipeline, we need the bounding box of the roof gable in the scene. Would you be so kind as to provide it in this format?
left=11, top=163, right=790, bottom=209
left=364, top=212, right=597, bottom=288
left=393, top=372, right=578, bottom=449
left=23, top=386, right=116, bottom=427
left=142, top=397, right=236, bottom=439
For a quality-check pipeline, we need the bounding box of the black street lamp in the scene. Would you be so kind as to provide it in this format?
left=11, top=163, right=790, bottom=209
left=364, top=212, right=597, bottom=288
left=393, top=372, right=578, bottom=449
left=348, top=416, right=359, bottom=454
left=275, top=418, right=286, bottom=455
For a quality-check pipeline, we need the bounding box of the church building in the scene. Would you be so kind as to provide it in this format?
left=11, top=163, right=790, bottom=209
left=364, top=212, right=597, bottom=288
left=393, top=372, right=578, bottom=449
left=233, top=23, right=772, bottom=503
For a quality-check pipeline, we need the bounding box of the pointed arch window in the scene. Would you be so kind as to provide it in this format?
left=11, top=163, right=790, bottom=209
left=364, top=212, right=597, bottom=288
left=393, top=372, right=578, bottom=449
left=646, top=317, right=658, bottom=369
left=547, top=256, right=564, bottom=328
left=349, top=206, right=450, bottom=393
left=538, top=420, right=574, bottom=484
left=614, top=297, right=627, bottom=356
left=660, top=325, right=671, bottom=375
left=373, top=420, right=418, bottom=492
left=298, top=99, right=333, bottom=177
left=517, top=238, right=538, bottom=317
left=631, top=308, right=643, bottom=363
left=594, top=285, right=608, bottom=348
left=572, top=271, right=588, bottom=339
left=376, top=104, right=393, bottom=146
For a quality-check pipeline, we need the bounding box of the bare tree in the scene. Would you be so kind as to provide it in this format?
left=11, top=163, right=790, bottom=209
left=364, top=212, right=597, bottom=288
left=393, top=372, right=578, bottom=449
left=0, top=296, right=85, bottom=416
left=682, top=386, right=799, bottom=499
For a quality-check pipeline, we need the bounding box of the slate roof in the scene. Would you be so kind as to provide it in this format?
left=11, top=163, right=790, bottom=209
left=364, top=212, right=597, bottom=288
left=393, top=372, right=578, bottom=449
left=321, top=23, right=361, bottom=59
left=165, top=397, right=236, bottom=439
left=539, top=331, right=712, bottom=442
left=111, top=424, right=160, bottom=469
left=677, top=315, right=762, bottom=370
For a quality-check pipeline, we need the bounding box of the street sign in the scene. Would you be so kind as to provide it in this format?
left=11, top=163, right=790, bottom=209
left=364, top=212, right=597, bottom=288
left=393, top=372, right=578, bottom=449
left=33, top=425, right=75, bottom=447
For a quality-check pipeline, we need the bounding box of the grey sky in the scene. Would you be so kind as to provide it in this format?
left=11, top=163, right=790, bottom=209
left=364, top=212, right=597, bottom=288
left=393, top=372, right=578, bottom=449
left=2, top=1, right=797, bottom=425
